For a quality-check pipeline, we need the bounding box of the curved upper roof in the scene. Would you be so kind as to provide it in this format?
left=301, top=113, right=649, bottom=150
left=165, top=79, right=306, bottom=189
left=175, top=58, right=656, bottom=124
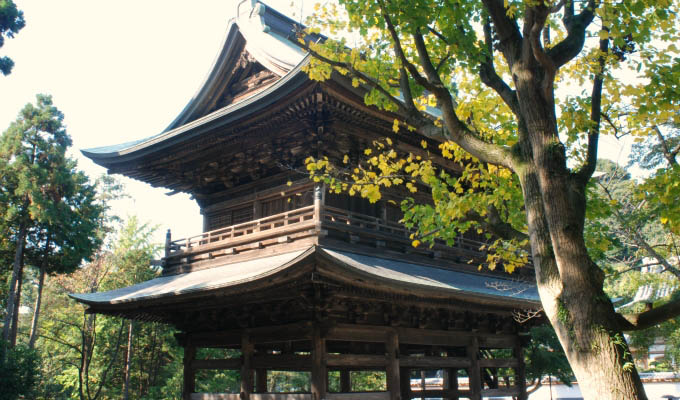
left=82, top=0, right=318, bottom=166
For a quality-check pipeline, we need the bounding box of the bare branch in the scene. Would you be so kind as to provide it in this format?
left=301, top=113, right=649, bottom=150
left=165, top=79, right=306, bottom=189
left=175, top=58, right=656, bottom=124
left=654, top=125, right=679, bottom=166
left=481, top=0, right=523, bottom=66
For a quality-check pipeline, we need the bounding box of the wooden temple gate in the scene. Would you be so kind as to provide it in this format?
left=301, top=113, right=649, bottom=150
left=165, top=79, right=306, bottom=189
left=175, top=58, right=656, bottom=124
left=72, top=4, right=541, bottom=400
left=180, top=322, right=527, bottom=400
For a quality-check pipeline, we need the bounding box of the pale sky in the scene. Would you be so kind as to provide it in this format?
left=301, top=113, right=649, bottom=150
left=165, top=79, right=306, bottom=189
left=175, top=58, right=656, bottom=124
left=0, top=1, right=633, bottom=245
left=0, top=0, right=309, bottom=244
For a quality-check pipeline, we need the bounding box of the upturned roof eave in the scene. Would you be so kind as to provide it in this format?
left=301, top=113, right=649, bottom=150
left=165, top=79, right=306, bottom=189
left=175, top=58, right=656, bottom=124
left=81, top=55, right=313, bottom=166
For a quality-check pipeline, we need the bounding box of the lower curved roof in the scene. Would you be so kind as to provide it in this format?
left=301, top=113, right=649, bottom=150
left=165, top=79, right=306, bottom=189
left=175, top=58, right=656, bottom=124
left=71, top=246, right=539, bottom=309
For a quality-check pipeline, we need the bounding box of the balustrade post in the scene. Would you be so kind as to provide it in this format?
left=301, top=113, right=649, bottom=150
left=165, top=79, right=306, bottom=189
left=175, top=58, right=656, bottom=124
left=165, top=229, right=171, bottom=258
left=313, top=183, right=324, bottom=230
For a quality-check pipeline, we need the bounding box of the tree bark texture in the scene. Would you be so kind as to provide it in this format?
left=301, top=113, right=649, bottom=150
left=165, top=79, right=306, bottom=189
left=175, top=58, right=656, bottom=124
left=2, top=222, right=28, bottom=347
left=513, top=65, right=647, bottom=399
left=29, top=237, right=50, bottom=349
left=123, top=321, right=134, bottom=400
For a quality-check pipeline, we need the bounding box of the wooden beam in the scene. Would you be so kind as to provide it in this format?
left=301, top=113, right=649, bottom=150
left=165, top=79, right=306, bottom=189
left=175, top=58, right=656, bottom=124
left=326, top=354, right=387, bottom=368
left=478, top=358, right=519, bottom=368
left=385, top=329, right=401, bottom=400
left=241, top=332, right=254, bottom=400
left=399, top=356, right=470, bottom=369
left=252, top=355, right=312, bottom=370
left=190, top=394, right=240, bottom=400
left=443, top=368, right=458, bottom=400
left=192, top=358, right=241, bottom=370
left=481, top=387, right=521, bottom=397
left=326, top=393, right=389, bottom=400
left=311, top=325, right=327, bottom=400
left=183, top=343, right=196, bottom=400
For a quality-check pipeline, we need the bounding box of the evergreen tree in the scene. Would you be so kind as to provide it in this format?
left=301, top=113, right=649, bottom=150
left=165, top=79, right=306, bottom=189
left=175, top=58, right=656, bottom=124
left=0, top=0, right=25, bottom=75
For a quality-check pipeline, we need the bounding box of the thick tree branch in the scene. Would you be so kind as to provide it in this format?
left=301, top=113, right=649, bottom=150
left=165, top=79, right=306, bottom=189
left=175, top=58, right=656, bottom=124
left=617, top=296, right=680, bottom=331
left=479, top=19, right=521, bottom=116
left=466, top=205, right=530, bottom=245
left=548, top=0, right=598, bottom=68
left=481, top=0, right=523, bottom=66
left=575, top=37, right=609, bottom=184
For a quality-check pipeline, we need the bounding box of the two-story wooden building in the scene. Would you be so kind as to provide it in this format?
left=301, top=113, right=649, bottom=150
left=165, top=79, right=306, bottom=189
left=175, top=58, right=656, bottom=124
left=72, top=2, right=540, bottom=399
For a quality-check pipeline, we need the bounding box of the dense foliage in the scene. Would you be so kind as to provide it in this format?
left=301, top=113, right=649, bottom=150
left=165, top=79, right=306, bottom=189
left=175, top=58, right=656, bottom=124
left=300, top=0, right=680, bottom=397
left=0, top=0, right=24, bottom=75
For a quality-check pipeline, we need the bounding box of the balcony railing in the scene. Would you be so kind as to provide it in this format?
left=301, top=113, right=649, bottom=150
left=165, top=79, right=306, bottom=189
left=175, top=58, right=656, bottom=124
left=162, top=203, right=530, bottom=275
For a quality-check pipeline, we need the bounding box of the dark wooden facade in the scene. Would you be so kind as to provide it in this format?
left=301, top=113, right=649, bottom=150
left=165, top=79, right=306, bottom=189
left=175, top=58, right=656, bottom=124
left=74, top=2, right=540, bottom=399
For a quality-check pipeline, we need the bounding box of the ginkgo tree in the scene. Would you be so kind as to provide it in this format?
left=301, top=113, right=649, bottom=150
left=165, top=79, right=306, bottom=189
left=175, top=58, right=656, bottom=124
left=298, top=0, right=680, bottom=398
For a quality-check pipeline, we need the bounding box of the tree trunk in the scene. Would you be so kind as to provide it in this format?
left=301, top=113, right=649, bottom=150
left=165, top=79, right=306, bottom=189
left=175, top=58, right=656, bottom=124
left=2, top=222, right=28, bottom=349
left=10, top=263, right=24, bottom=346
left=513, top=68, right=647, bottom=399
left=123, top=321, right=134, bottom=400
left=29, top=237, right=50, bottom=349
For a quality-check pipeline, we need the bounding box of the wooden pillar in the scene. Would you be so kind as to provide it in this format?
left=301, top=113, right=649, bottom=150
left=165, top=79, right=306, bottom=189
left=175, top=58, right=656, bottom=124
left=255, top=368, right=267, bottom=393
left=399, top=368, right=411, bottom=400
left=467, top=337, right=482, bottom=400
left=386, top=329, right=401, bottom=400
left=311, top=325, right=327, bottom=400
left=514, top=342, right=528, bottom=400
left=182, top=340, right=196, bottom=400
left=241, top=332, right=254, bottom=400
left=443, top=368, right=458, bottom=400
left=340, top=370, right=351, bottom=393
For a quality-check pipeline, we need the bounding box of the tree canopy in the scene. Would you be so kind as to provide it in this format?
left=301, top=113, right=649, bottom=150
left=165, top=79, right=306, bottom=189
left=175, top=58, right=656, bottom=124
left=300, top=0, right=680, bottom=398
left=0, top=0, right=25, bottom=75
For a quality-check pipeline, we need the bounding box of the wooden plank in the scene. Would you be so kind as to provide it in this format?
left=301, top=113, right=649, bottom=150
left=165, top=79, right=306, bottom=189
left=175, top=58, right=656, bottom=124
left=326, top=324, right=388, bottom=343
left=190, top=394, right=240, bottom=400
left=326, top=354, right=387, bottom=368
left=192, top=358, right=241, bottom=370
left=478, top=358, right=519, bottom=368
left=326, top=392, right=389, bottom=400
left=481, top=386, right=521, bottom=397
left=183, top=343, right=196, bottom=400
left=399, top=356, right=471, bottom=369
left=191, top=322, right=312, bottom=347
left=251, top=394, right=312, bottom=400
left=412, top=389, right=472, bottom=397
left=396, top=327, right=471, bottom=347
left=311, top=325, right=327, bottom=400
left=478, top=335, right=518, bottom=348
left=385, top=330, right=401, bottom=400
left=252, top=355, right=311, bottom=370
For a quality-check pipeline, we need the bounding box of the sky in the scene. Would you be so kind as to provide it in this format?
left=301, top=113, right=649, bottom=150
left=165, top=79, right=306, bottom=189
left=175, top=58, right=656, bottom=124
left=0, top=0, right=635, bottom=245
left=0, top=0, right=309, bottom=244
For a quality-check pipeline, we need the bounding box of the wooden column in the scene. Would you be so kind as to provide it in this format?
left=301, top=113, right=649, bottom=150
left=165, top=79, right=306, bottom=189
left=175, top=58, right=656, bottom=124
left=340, top=370, right=351, bottom=393
left=241, top=332, right=254, bottom=400
left=467, top=337, right=482, bottom=400
left=514, top=342, right=528, bottom=400
left=399, top=368, right=411, bottom=400
left=386, top=329, right=401, bottom=400
left=255, top=368, right=267, bottom=393
left=311, top=325, right=327, bottom=400
left=443, top=368, right=458, bottom=400
left=183, top=340, right=196, bottom=400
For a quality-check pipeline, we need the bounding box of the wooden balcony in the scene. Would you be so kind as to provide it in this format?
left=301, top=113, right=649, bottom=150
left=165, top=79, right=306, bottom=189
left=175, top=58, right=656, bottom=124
left=162, top=203, right=530, bottom=276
